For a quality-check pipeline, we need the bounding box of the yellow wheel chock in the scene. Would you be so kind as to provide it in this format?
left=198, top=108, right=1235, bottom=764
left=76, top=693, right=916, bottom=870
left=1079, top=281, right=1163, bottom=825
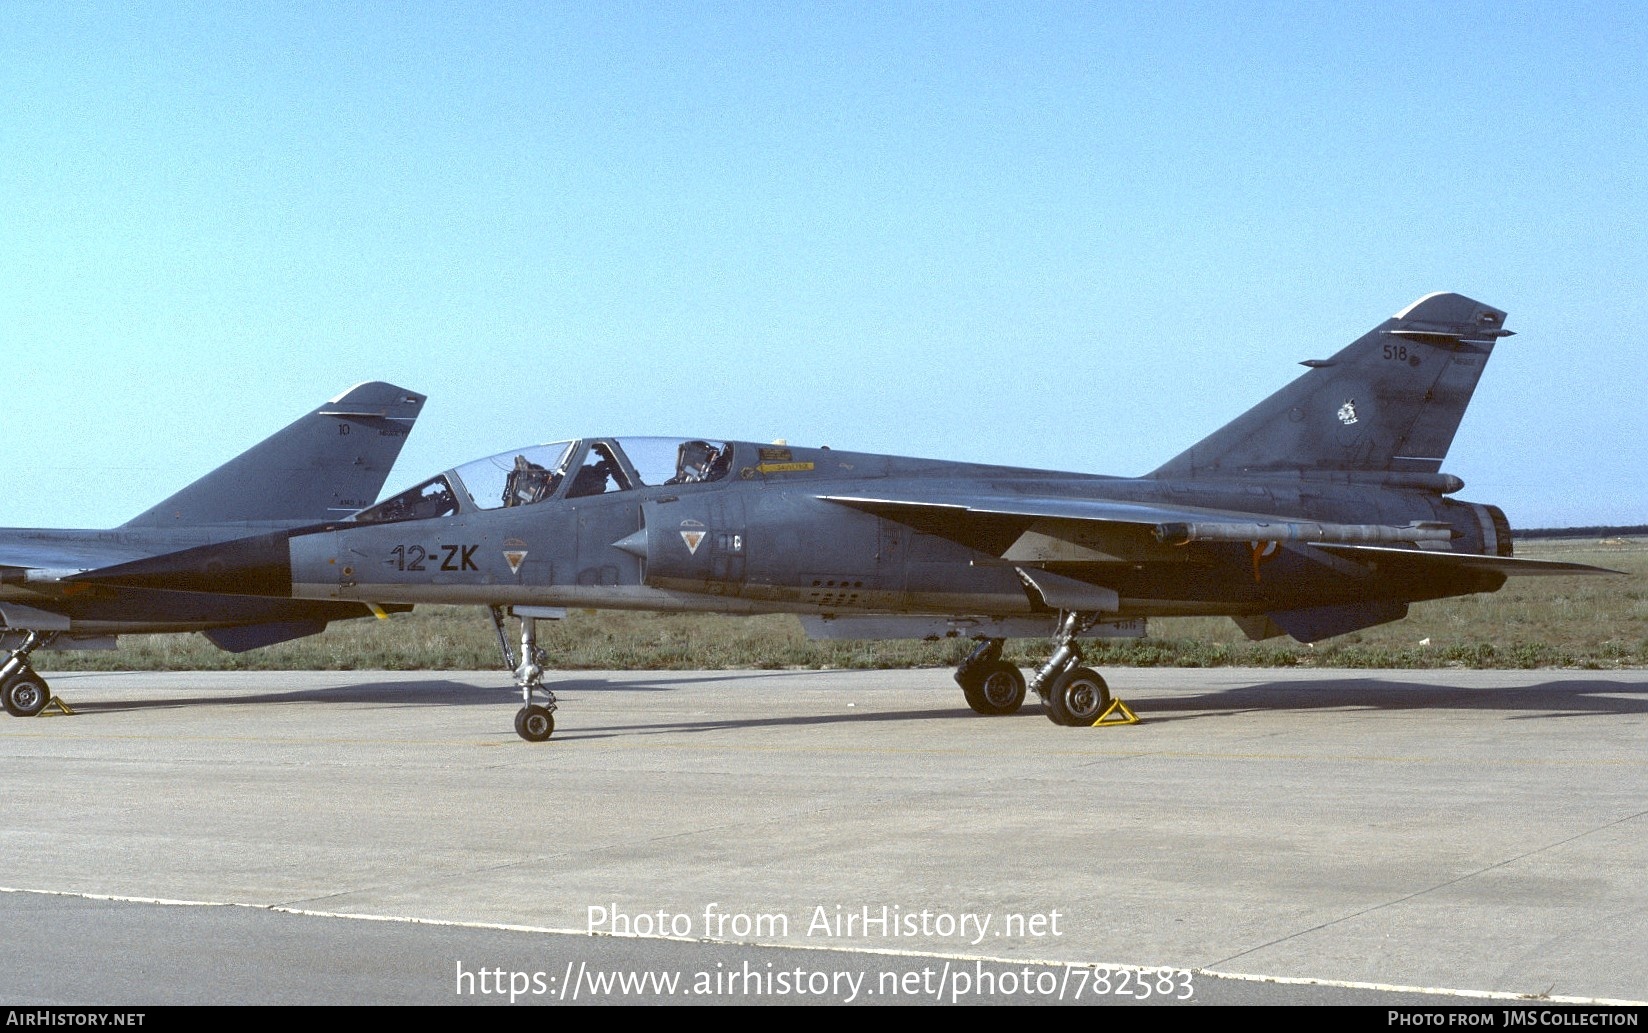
left=1087, top=697, right=1138, bottom=726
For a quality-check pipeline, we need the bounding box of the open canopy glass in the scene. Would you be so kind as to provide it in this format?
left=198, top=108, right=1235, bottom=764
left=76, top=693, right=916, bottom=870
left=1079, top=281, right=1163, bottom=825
left=350, top=437, right=734, bottom=524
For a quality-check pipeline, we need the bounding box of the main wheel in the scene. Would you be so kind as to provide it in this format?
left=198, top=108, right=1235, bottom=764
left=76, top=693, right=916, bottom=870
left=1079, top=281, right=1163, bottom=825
left=1045, top=667, right=1110, bottom=726
left=514, top=704, right=555, bottom=742
left=2, top=670, right=51, bottom=718
left=962, top=660, right=1026, bottom=716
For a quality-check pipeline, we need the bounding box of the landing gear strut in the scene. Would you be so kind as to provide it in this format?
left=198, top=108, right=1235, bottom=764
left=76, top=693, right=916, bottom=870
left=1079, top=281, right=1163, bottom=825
left=1031, top=612, right=1114, bottom=726
left=1, top=631, right=57, bottom=718
left=954, top=638, right=1026, bottom=715
left=493, top=606, right=557, bottom=742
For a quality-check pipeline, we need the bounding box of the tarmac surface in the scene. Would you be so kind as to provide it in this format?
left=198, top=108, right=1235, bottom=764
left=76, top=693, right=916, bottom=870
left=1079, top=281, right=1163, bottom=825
left=2, top=666, right=1645, bottom=1006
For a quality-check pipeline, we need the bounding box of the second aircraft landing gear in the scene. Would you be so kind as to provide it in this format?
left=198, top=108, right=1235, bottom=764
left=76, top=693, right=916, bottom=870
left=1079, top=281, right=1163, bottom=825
left=1, top=631, right=57, bottom=718
left=492, top=606, right=559, bottom=742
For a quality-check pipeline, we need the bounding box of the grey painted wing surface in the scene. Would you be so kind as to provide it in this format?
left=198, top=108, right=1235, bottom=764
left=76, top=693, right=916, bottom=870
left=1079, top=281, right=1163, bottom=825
left=818, top=492, right=1465, bottom=552
left=0, top=532, right=172, bottom=575
left=817, top=492, right=1234, bottom=528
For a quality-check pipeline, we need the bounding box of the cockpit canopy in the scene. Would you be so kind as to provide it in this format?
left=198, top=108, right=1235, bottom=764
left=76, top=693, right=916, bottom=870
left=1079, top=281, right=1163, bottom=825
left=351, top=437, right=733, bottom=524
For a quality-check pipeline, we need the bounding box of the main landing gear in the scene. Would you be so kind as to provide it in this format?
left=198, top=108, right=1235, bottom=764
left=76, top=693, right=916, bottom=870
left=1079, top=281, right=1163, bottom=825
left=953, top=613, right=1125, bottom=726
left=1, top=631, right=56, bottom=718
left=1029, top=611, right=1114, bottom=726
left=954, top=638, right=1027, bottom=715
left=492, top=606, right=557, bottom=742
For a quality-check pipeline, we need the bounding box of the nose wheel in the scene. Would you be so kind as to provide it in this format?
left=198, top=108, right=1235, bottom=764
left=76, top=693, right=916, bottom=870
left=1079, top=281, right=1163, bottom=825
left=494, top=607, right=558, bottom=742
left=514, top=704, right=555, bottom=742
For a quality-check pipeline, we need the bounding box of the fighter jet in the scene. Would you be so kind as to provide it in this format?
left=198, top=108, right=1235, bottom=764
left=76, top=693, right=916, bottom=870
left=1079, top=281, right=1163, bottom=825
left=0, top=382, right=425, bottom=717
left=65, top=294, right=1614, bottom=740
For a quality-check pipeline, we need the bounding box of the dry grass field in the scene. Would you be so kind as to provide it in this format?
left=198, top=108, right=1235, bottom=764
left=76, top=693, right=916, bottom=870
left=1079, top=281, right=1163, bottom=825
left=36, top=537, right=1645, bottom=674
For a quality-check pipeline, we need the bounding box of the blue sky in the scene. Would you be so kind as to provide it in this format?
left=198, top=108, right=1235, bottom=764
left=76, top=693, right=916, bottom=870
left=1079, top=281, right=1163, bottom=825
left=2, top=2, right=1643, bottom=529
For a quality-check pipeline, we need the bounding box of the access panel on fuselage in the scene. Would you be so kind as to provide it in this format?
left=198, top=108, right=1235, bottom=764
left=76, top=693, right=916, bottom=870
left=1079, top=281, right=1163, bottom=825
left=569, top=493, right=643, bottom=588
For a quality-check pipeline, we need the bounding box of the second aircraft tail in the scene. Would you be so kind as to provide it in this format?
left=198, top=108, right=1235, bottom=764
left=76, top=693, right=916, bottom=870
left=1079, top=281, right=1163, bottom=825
left=121, top=382, right=426, bottom=528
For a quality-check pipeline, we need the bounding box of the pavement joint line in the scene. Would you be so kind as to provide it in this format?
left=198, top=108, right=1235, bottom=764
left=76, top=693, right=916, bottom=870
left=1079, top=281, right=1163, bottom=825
left=1207, top=806, right=1648, bottom=972
left=4, top=885, right=1643, bottom=1006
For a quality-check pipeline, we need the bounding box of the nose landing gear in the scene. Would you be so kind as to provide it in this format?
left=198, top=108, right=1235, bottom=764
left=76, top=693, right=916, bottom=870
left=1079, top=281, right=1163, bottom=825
left=491, top=606, right=558, bottom=742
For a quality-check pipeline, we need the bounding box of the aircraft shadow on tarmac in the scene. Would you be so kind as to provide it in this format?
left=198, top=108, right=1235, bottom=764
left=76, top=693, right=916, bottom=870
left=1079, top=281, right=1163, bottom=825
left=557, top=673, right=1648, bottom=741
left=1115, top=676, right=1648, bottom=724
left=516, top=667, right=1648, bottom=729
left=30, top=671, right=1648, bottom=738
left=38, top=676, right=510, bottom=713
left=32, top=669, right=825, bottom=716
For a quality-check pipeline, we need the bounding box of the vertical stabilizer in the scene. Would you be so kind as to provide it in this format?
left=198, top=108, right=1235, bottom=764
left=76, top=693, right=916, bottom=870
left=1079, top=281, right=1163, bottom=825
left=121, top=382, right=426, bottom=527
left=1151, top=293, right=1511, bottom=479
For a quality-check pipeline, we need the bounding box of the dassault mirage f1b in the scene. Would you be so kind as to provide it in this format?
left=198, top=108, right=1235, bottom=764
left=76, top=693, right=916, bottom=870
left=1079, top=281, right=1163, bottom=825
left=66, top=293, right=1614, bottom=740
left=0, top=383, right=425, bottom=717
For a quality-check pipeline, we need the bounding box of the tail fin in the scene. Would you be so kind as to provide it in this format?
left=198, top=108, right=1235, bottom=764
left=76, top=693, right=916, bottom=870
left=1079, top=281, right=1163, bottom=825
left=121, top=382, right=426, bottom=528
left=1151, top=293, right=1512, bottom=480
